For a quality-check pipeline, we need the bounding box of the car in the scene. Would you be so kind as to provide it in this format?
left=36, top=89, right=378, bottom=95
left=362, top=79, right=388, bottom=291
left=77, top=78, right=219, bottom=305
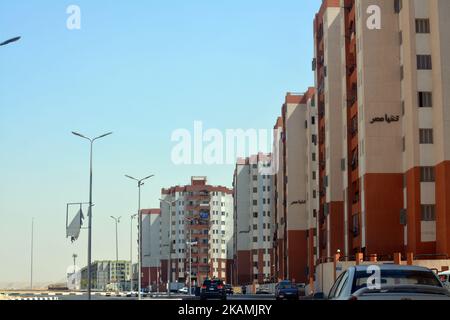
left=200, top=279, right=227, bottom=301
left=178, top=287, right=189, bottom=294
left=126, top=291, right=138, bottom=297
left=224, top=284, right=234, bottom=295
left=328, top=264, right=450, bottom=300
left=256, top=286, right=271, bottom=295
left=297, top=283, right=306, bottom=297
left=275, top=280, right=299, bottom=300
left=439, top=271, right=450, bottom=291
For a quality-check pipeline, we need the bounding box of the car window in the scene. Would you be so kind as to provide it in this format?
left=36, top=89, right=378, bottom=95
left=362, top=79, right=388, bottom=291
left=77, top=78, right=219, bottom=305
left=352, top=269, right=442, bottom=293
left=329, top=272, right=346, bottom=299
left=335, top=272, right=349, bottom=298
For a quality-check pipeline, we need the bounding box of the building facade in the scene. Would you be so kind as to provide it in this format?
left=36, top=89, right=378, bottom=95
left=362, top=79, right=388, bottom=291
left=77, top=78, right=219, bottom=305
left=311, top=0, right=450, bottom=263
left=160, top=177, right=234, bottom=287
left=272, top=90, right=317, bottom=284
left=141, top=209, right=161, bottom=291
left=80, top=260, right=131, bottom=291
left=233, top=153, right=274, bottom=285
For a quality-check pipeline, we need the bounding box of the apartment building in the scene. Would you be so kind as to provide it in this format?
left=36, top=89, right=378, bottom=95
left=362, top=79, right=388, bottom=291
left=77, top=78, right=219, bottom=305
left=160, top=177, right=234, bottom=287
left=80, top=260, right=131, bottom=291
left=314, top=0, right=346, bottom=261
left=233, top=153, right=274, bottom=285
left=311, top=0, right=450, bottom=260
left=396, top=0, right=450, bottom=255
left=141, top=209, right=161, bottom=291
left=272, top=90, right=316, bottom=284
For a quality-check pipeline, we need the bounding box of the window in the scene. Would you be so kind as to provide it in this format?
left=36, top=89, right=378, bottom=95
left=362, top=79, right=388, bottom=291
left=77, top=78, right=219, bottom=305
left=418, top=92, right=432, bottom=108
left=394, top=0, right=402, bottom=13
left=417, top=55, right=432, bottom=70
left=253, top=212, right=258, bottom=218
left=253, top=237, right=258, bottom=243
left=416, top=19, right=430, bottom=33
left=421, top=205, right=436, bottom=221
left=312, top=116, right=316, bottom=125
left=420, top=167, right=435, bottom=182
left=312, top=171, right=317, bottom=180
left=253, top=200, right=257, bottom=206
left=328, top=272, right=347, bottom=299
left=419, top=129, right=434, bottom=144
left=253, top=187, right=257, bottom=193
left=335, top=271, right=350, bottom=298
left=352, top=214, right=360, bottom=237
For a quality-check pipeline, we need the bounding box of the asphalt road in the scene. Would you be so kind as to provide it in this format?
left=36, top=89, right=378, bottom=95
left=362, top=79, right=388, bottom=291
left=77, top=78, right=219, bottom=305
left=3, top=293, right=276, bottom=301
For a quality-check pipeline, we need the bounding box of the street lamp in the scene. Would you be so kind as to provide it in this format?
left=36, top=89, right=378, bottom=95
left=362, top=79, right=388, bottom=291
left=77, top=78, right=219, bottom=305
left=126, top=174, right=154, bottom=300
left=159, top=198, right=176, bottom=297
left=130, top=214, right=138, bottom=292
left=30, top=218, right=34, bottom=290
left=72, top=131, right=112, bottom=300
left=0, top=36, right=21, bottom=47
left=184, top=217, right=197, bottom=296
left=110, top=216, right=121, bottom=292
left=72, top=254, right=78, bottom=274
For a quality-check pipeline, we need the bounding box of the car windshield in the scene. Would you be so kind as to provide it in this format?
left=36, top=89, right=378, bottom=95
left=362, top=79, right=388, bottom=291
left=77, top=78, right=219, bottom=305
left=279, top=282, right=296, bottom=289
left=203, top=280, right=222, bottom=287
left=352, top=269, right=441, bottom=293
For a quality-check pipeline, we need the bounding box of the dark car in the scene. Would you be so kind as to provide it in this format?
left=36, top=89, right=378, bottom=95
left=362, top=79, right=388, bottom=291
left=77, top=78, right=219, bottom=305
left=224, top=284, right=234, bottom=295
left=200, top=279, right=227, bottom=301
left=275, top=280, right=299, bottom=300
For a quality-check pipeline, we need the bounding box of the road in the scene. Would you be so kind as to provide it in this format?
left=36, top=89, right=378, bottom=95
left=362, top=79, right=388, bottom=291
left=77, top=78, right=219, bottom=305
left=2, top=293, right=276, bottom=301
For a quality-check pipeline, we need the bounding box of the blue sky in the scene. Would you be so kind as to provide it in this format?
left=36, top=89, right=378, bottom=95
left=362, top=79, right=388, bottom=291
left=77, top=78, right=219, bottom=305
left=0, top=0, right=319, bottom=283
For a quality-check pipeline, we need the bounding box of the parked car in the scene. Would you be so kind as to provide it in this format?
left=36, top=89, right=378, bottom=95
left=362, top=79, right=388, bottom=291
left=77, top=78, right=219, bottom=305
left=439, top=271, right=450, bottom=291
left=256, top=287, right=271, bottom=295
left=328, top=264, right=450, bottom=300
left=178, top=287, right=189, bottom=294
left=241, top=285, right=247, bottom=295
left=200, top=279, right=227, bottom=301
left=297, top=283, right=306, bottom=297
left=126, top=291, right=138, bottom=297
left=275, top=280, right=299, bottom=300
left=224, top=284, right=234, bottom=295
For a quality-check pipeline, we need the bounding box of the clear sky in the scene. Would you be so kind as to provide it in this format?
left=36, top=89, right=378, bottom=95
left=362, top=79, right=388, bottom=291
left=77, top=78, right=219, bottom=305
left=0, top=0, right=320, bottom=284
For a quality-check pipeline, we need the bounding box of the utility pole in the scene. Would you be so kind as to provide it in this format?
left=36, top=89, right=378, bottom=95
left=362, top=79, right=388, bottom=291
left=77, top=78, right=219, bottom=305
left=30, top=218, right=34, bottom=290
left=111, top=216, right=121, bottom=292
left=72, top=131, right=113, bottom=300
left=130, top=214, right=137, bottom=292
left=126, top=174, right=154, bottom=300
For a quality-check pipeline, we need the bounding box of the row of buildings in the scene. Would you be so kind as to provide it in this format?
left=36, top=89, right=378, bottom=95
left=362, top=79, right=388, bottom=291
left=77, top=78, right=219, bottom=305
left=264, top=0, right=450, bottom=287
left=104, top=0, right=450, bottom=292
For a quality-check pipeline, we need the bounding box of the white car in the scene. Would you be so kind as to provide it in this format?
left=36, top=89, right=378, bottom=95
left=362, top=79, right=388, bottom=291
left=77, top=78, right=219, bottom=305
left=178, top=287, right=189, bottom=294
left=439, top=271, right=450, bottom=291
left=328, top=265, right=450, bottom=300
left=126, top=291, right=138, bottom=297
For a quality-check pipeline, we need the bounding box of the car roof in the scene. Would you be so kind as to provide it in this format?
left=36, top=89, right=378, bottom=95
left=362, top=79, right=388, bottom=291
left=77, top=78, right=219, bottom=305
left=352, top=264, right=433, bottom=272
left=439, top=271, right=450, bottom=275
